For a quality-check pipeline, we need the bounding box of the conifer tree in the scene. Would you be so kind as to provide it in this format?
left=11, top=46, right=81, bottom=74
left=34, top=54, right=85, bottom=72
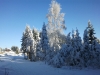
left=87, top=20, right=96, bottom=44
left=21, top=25, right=34, bottom=60
left=41, top=22, right=50, bottom=63
left=32, top=28, right=40, bottom=61
left=21, top=32, right=27, bottom=59
left=82, top=27, right=90, bottom=67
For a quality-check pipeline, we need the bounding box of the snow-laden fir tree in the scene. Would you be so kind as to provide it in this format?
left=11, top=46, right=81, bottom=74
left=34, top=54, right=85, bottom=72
left=52, top=49, right=64, bottom=68
left=46, top=0, right=66, bottom=53
left=32, top=28, right=40, bottom=41
left=40, top=22, right=50, bottom=63
left=21, top=32, right=27, bottom=59
left=69, top=30, right=76, bottom=66
left=35, top=32, right=42, bottom=61
left=91, top=38, right=100, bottom=68
left=74, top=28, right=83, bottom=67
left=82, top=27, right=90, bottom=67
left=87, top=21, right=96, bottom=67
left=54, top=32, right=73, bottom=67
left=21, top=25, right=35, bottom=61
left=32, top=28, right=41, bottom=61
left=82, top=20, right=100, bottom=68
left=66, top=32, right=72, bottom=45
left=65, top=32, right=73, bottom=66
left=36, top=40, right=42, bottom=61
left=87, top=20, right=100, bottom=68
left=87, top=20, right=96, bottom=44
left=69, top=29, right=83, bottom=67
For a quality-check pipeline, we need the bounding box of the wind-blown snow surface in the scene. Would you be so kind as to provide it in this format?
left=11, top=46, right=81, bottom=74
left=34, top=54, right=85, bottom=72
left=0, top=51, right=100, bottom=75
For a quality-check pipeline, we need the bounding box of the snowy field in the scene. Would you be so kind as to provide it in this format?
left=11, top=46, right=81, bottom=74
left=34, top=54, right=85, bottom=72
left=0, top=51, right=100, bottom=75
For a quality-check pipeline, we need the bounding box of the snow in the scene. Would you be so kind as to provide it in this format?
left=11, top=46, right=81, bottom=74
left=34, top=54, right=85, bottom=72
left=0, top=51, right=100, bottom=75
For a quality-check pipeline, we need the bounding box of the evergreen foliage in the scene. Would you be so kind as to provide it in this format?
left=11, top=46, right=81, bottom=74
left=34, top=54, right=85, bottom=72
left=20, top=0, right=100, bottom=69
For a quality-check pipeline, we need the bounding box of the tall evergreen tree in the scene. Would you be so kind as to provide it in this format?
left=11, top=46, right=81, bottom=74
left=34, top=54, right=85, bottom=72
left=69, top=29, right=83, bottom=67
left=87, top=21, right=97, bottom=66
left=21, top=32, right=27, bottom=59
left=87, top=20, right=96, bottom=44
left=21, top=25, right=34, bottom=60
left=41, top=22, right=50, bottom=63
left=69, top=30, right=76, bottom=66
left=32, top=28, right=40, bottom=61
left=82, top=20, right=100, bottom=68
left=82, top=27, right=90, bottom=67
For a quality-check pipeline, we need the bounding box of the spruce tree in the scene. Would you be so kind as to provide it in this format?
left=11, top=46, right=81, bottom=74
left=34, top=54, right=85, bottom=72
left=21, top=25, right=34, bottom=60
left=32, top=28, right=40, bottom=61
left=82, top=27, right=90, bottom=67
left=70, top=29, right=83, bottom=67
left=87, top=20, right=96, bottom=44
left=21, top=32, right=27, bottom=59
left=41, top=22, right=50, bottom=63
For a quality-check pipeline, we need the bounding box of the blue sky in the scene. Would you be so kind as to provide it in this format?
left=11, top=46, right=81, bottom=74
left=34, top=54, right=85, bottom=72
left=0, top=0, right=100, bottom=49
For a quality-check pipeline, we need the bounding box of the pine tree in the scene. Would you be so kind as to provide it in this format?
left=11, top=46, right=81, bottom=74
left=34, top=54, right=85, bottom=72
left=35, top=32, right=41, bottom=61
left=21, top=32, right=27, bottom=59
left=32, top=28, right=39, bottom=41
left=82, top=20, right=100, bottom=68
left=59, top=32, right=73, bottom=67
left=74, top=29, right=83, bottom=67
left=66, top=32, right=71, bottom=45
left=91, top=39, right=100, bottom=68
left=82, top=27, right=90, bottom=67
left=36, top=40, right=42, bottom=61
left=32, top=28, right=40, bottom=61
left=88, top=20, right=96, bottom=44
left=69, top=30, right=76, bottom=66
left=70, top=29, right=82, bottom=67
left=21, top=25, right=35, bottom=60
left=87, top=21, right=97, bottom=67
left=87, top=21, right=100, bottom=68
left=41, top=22, right=50, bottom=63
left=65, top=32, right=73, bottom=66
left=52, top=51, right=64, bottom=68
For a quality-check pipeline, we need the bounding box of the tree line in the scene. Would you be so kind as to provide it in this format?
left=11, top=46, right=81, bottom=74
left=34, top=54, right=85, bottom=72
left=21, top=0, right=100, bottom=68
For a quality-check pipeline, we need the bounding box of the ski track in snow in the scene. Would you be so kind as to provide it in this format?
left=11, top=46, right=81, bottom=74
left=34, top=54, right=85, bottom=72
left=0, top=51, right=100, bottom=75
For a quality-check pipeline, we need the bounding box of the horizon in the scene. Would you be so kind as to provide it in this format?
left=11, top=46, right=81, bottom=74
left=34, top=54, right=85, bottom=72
left=0, top=0, right=100, bottom=49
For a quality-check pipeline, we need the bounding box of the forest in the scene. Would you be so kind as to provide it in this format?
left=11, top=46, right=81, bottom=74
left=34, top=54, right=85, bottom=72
left=21, top=0, right=100, bottom=68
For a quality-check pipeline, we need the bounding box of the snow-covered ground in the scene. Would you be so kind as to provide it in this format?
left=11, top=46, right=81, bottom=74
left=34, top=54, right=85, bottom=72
left=0, top=51, right=100, bottom=75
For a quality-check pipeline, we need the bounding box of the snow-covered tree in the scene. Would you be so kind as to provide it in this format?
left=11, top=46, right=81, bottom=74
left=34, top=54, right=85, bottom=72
left=68, top=30, right=76, bottom=66
left=35, top=32, right=42, bottom=61
left=40, top=22, right=50, bottom=63
left=32, top=28, right=39, bottom=41
left=11, top=46, right=19, bottom=54
left=88, top=20, right=96, bottom=44
left=82, top=20, right=100, bottom=68
left=91, top=39, right=100, bottom=68
left=69, top=29, right=83, bottom=67
left=74, top=29, right=83, bottom=67
left=21, top=32, right=27, bottom=59
left=21, top=25, right=35, bottom=60
left=32, top=28, right=40, bottom=61
left=47, top=0, right=66, bottom=52
left=59, top=32, right=72, bottom=66
left=35, top=40, right=42, bottom=61
left=66, top=32, right=71, bottom=45
left=86, top=21, right=100, bottom=68
left=52, top=50, right=64, bottom=68
left=86, top=21, right=97, bottom=67
left=82, top=27, right=90, bottom=67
